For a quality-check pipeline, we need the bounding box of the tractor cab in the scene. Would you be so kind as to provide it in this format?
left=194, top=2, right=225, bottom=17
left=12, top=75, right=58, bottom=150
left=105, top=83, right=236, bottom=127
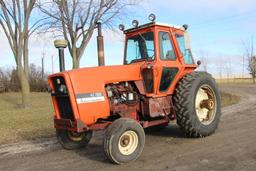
left=120, top=17, right=197, bottom=96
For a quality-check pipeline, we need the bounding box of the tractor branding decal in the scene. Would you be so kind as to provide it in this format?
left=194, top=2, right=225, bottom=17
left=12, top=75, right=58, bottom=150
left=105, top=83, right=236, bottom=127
left=76, top=92, right=105, bottom=104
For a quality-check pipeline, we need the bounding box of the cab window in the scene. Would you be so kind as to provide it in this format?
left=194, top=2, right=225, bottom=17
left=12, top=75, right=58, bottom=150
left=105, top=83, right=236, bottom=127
left=175, top=34, right=194, bottom=64
left=159, top=32, right=176, bottom=60
left=159, top=67, right=178, bottom=92
left=125, top=32, right=154, bottom=64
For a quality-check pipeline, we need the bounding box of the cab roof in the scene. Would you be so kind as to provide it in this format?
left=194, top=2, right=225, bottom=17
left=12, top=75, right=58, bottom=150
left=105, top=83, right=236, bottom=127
left=124, top=22, right=185, bottom=34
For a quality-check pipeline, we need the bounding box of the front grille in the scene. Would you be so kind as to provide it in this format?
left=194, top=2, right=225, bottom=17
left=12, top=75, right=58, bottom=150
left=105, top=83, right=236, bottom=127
left=51, top=76, right=74, bottom=120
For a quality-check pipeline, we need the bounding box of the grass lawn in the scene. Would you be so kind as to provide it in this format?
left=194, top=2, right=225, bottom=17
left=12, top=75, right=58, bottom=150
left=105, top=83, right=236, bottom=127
left=0, top=93, right=54, bottom=144
left=0, top=90, right=241, bottom=145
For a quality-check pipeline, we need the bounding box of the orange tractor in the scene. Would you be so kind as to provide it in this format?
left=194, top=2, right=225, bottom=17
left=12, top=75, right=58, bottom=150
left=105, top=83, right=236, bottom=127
left=48, top=14, right=221, bottom=164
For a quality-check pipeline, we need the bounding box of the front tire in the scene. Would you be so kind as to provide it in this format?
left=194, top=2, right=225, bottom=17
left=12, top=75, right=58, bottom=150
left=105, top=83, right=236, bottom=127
left=104, top=118, right=145, bottom=164
left=56, top=129, right=92, bottom=150
left=173, top=71, right=221, bottom=137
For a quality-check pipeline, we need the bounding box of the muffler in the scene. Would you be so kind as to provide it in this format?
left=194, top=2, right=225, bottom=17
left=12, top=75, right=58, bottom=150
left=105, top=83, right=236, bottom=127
left=54, top=40, right=67, bottom=72
left=96, top=21, right=105, bottom=66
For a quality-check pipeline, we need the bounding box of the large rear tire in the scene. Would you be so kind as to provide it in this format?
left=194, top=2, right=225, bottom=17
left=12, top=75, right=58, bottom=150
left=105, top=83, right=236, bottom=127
left=56, top=129, right=92, bottom=150
left=173, top=71, right=221, bottom=137
left=104, top=118, right=145, bottom=164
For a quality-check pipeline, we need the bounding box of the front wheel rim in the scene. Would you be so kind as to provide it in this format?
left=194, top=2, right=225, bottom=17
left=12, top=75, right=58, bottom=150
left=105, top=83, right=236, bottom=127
left=67, top=131, right=85, bottom=141
left=118, top=130, right=138, bottom=155
left=195, top=84, right=217, bottom=125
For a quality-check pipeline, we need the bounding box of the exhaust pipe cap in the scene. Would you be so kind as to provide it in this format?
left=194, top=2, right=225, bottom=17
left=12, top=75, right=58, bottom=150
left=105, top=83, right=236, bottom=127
left=54, top=39, right=68, bottom=49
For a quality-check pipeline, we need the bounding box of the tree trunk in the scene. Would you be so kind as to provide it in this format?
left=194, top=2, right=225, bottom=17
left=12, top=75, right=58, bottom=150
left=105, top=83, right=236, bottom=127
left=72, top=58, right=80, bottom=69
left=253, top=76, right=256, bottom=84
left=17, top=65, right=30, bottom=108
left=72, top=47, right=80, bottom=69
left=23, top=37, right=29, bottom=78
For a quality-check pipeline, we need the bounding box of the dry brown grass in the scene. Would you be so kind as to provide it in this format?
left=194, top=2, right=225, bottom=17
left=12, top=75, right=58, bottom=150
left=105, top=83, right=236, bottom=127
left=0, top=93, right=54, bottom=144
left=216, top=78, right=254, bottom=84
left=0, top=91, right=241, bottom=144
left=220, top=92, right=241, bottom=107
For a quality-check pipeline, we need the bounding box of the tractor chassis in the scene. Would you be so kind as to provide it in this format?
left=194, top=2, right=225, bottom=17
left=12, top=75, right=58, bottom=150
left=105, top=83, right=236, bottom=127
left=54, top=111, right=174, bottom=133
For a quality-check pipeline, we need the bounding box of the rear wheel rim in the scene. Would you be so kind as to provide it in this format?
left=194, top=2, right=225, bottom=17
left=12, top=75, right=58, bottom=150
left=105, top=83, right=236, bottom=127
left=195, top=84, right=217, bottom=125
left=118, top=130, right=138, bottom=155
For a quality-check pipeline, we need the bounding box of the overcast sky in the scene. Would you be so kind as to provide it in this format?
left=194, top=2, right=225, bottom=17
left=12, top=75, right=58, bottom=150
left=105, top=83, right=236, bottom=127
left=1, top=0, right=256, bottom=77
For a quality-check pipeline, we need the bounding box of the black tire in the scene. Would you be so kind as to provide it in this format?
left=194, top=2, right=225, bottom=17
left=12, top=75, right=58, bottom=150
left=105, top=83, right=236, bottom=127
left=104, top=118, right=145, bottom=164
left=173, top=71, right=221, bottom=137
left=56, top=129, right=92, bottom=150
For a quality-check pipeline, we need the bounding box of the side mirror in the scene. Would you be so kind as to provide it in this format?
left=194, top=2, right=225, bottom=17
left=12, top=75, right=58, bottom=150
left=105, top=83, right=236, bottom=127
left=184, top=31, right=191, bottom=50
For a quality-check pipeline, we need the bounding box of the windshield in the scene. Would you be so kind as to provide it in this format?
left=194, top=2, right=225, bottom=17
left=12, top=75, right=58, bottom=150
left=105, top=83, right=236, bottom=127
left=125, top=32, right=155, bottom=64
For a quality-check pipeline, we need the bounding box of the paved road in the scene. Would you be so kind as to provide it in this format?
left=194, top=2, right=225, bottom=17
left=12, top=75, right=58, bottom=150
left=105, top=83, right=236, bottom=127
left=0, top=84, right=256, bottom=171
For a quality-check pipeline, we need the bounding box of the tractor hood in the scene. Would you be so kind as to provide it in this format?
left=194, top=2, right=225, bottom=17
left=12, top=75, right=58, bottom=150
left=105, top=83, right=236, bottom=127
left=66, top=63, right=142, bottom=94
left=48, top=63, right=143, bottom=125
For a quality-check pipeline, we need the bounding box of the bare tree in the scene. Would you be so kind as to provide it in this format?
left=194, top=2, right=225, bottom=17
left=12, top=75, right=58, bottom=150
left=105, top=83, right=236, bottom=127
left=39, top=0, right=137, bottom=69
left=0, top=0, right=44, bottom=107
left=243, top=37, right=256, bottom=84
left=216, top=56, right=223, bottom=80
left=224, top=58, right=232, bottom=81
left=250, top=56, right=256, bottom=84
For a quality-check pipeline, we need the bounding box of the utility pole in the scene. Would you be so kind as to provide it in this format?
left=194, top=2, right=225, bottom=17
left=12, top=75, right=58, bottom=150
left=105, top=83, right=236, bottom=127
left=51, top=55, right=54, bottom=74
left=42, top=52, right=45, bottom=79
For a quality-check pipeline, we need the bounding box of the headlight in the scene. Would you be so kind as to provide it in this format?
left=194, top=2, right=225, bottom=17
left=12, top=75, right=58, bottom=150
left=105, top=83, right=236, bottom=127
left=148, top=13, right=156, bottom=22
left=59, top=84, right=67, bottom=93
left=132, top=20, right=139, bottom=27
left=119, top=24, right=125, bottom=31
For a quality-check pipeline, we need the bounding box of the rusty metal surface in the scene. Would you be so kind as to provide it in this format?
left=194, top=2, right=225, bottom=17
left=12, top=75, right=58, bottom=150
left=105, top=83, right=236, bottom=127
left=107, top=82, right=139, bottom=120
left=134, top=80, right=146, bottom=95
left=110, top=103, right=138, bottom=120
left=54, top=118, right=77, bottom=132
left=143, top=96, right=173, bottom=118
left=54, top=118, right=74, bottom=127
left=200, top=99, right=214, bottom=110
left=54, top=118, right=90, bottom=132
left=142, top=118, right=169, bottom=128
left=88, top=122, right=111, bottom=131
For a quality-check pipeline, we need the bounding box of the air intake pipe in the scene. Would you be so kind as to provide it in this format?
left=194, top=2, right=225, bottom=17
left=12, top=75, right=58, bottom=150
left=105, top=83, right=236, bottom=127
left=96, top=21, right=105, bottom=66
left=54, top=39, right=67, bottom=72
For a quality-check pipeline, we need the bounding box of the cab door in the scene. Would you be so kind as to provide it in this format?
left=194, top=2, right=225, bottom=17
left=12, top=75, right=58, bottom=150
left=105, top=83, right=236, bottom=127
left=156, top=30, right=182, bottom=95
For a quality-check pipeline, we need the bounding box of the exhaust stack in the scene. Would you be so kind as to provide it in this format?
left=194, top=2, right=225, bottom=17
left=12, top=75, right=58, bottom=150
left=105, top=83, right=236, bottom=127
left=54, top=40, right=67, bottom=72
left=96, top=21, right=105, bottom=66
